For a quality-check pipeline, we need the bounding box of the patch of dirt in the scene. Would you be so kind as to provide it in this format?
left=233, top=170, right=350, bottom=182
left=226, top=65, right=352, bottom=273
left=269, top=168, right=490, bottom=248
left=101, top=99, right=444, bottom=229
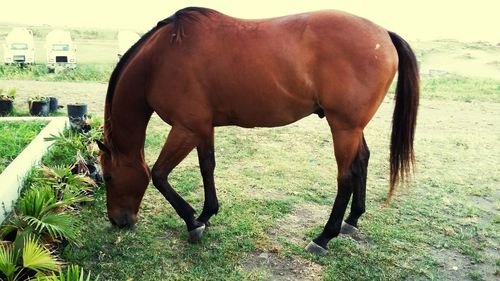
left=421, top=48, right=500, bottom=79
left=241, top=252, right=323, bottom=281
left=267, top=202, right=329, bottom=246
left=431, top=247, right=499, bottom=281
left=468, top=194, right=499, bottom=215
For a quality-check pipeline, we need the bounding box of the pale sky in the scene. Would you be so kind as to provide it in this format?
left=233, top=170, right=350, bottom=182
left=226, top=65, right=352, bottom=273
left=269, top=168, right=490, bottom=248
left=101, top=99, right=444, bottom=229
left=2, top=0, right=499, bottom=42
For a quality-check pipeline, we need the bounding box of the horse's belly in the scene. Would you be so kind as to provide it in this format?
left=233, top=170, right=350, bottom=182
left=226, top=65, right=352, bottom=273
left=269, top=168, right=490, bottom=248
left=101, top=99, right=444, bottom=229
left=212, top=96, right=315, bottom=128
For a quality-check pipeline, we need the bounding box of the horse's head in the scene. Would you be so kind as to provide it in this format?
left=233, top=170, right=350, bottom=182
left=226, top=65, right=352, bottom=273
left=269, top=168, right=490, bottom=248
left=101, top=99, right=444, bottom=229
left=97, top=140, right=150, bottom=228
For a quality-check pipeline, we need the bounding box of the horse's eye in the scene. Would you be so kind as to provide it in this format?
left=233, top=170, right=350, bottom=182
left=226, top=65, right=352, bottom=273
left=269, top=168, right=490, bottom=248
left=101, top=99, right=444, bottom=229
left=103, top=174, right=112, bottom=182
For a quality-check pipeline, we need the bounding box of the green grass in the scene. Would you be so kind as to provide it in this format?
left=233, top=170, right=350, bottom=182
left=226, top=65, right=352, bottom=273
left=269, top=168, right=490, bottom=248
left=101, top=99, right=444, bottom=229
left=0, top=120, right=48, bottom=173
left=421, top=74, right=500, bottom=102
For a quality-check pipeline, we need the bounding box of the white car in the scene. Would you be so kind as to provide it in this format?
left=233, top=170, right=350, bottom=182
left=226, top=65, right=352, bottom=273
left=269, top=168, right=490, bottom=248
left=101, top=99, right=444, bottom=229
left=45, top=29, right=77, bottom=71
left=3, top=28, right=35, bottom=65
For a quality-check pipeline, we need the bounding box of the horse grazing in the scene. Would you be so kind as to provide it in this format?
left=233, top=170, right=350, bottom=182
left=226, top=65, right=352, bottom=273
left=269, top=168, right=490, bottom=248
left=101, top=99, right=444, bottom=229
left=97, top=7, right=419, bottom=255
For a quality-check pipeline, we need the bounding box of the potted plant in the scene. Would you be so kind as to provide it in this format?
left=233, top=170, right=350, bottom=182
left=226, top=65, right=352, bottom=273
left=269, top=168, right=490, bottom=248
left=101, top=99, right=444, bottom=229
left=28, top=95, right=49, bottom=117
left=48, top=96, right=59, bottom=113
left=0, top=88, right=16, bottom=116
left=66, top=103, right=88, bottom=131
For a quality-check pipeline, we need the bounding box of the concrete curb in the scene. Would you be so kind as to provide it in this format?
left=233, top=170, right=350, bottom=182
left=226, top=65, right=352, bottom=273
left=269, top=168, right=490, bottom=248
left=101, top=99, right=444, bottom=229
left=0, top=117, right=68, bottom=223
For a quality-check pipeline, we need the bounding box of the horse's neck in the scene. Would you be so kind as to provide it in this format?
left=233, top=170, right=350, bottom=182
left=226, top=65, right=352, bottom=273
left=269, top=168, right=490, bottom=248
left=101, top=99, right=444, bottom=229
left=108, top=96, right=152, bottom=157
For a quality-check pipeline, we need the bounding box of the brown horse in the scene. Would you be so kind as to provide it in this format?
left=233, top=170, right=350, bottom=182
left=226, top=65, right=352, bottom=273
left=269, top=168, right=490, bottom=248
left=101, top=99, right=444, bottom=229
left=97, top=7, right=419, bottom=255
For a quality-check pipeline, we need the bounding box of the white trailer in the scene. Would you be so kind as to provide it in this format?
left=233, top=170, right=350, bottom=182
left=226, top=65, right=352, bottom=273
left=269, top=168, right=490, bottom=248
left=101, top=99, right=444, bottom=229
left=117, top=31, right=140, bottom=60
left=45, top=29, right=76, bottom=70
left=3, top=28, right=35, bottom=65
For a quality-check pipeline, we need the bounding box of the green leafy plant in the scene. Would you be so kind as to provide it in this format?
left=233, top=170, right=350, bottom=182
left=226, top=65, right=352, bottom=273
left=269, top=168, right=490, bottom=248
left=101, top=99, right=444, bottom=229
left=37, top=165, right=96, bottom=199
left=44, top=123, right=103, bottom=172
left=7, top=88, right=16, bottom=99
left=44, top=132, right=85, bottom=156
left=0, top=234, right=59, bottom=281
left=1, top=87, right=16, bottom=101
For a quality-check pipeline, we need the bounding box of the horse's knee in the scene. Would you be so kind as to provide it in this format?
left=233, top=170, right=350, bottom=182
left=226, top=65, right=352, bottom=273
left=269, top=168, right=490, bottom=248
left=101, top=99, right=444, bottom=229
left=151, top=166, right=168, bottom=187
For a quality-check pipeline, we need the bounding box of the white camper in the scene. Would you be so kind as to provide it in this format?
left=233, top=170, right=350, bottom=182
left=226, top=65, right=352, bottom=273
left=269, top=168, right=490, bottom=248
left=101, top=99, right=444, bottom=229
left=45, top=29, right=76, bottom=70
left=3, top=28, right=35, bottom=65
left=117, top=31, right=140, bottom=60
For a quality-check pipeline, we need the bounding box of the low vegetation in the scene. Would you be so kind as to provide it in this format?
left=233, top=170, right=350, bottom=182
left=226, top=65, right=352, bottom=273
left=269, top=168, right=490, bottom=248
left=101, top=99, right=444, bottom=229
left=0, top=122, right=102, bottom=280
left=0, top=64, right=113, bottom=83
left=421, top=74, right=500, bottom=102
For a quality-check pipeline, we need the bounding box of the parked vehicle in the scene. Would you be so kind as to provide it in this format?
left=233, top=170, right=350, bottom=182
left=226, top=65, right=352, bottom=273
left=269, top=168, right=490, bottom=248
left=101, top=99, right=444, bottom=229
left=117, top=30, right=140, bottom=60
left=3, top=27, right=35, bottom=65
left=45, top=29, right=77, bottom=71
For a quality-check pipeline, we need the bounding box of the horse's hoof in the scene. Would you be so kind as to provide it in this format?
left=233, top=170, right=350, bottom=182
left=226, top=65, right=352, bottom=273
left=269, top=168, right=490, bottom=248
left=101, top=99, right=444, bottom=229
left=188, top=224, right=206, bottom=243
left=340, top=222, right=359, bottom=235
left=305, top=241, right=328, bottom=256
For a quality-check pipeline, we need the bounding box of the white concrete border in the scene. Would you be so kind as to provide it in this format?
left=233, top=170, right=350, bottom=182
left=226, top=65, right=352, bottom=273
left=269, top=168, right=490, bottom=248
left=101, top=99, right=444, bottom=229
left=0, top=117, right=68, bottom=223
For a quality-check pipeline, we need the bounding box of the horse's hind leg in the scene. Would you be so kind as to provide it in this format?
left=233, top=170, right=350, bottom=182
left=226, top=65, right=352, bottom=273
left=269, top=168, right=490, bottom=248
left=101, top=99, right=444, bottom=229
left=341, top=135, right=369, bottom=235
left=306, top=128, right=365, bottom=255
left=196, top=131, right=219, bottom=225
left=151, top=126, right=206, bottom=241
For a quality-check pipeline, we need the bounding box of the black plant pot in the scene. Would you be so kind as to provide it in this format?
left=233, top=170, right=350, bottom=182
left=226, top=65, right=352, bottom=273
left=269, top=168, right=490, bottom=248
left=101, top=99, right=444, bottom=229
left=49, top=97, right=59, bottom=112
left=70, top=161, right=101, bottom=183
left=67, top=103, right=88, bottom=131
left=88, top=162, right=102, bottom=184
left=0, top=99, right=13, bottom=116
left=29, top=100, right=49, bottom=116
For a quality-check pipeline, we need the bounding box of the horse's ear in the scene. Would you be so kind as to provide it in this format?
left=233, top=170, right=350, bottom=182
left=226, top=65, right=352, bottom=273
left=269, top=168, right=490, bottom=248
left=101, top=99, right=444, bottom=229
left=96, top=140, right=110, bottom=154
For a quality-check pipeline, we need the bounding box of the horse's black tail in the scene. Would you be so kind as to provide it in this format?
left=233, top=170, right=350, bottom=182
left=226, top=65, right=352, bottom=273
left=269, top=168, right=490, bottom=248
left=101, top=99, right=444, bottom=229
left=388, top=31, right=420, bottom=198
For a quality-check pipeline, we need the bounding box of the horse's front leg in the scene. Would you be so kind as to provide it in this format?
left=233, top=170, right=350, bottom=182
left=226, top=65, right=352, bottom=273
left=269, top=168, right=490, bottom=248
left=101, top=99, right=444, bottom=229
left=196, top=131, right=220, bottom=225
left=151, top=126, right=206, bottom=243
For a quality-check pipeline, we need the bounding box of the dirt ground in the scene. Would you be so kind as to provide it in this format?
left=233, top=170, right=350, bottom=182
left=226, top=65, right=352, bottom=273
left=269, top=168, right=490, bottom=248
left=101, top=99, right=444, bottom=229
left=0, top=79, right=107, bottom=118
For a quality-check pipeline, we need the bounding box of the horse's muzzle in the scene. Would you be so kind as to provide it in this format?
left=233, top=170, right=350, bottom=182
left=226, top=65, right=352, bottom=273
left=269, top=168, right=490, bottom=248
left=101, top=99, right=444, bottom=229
left=108, top=210, right=137, bottom=228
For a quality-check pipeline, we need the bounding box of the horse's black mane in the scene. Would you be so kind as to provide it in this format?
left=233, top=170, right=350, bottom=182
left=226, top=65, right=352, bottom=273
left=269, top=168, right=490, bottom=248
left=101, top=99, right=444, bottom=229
left=105, top=7, right=214, bottom=117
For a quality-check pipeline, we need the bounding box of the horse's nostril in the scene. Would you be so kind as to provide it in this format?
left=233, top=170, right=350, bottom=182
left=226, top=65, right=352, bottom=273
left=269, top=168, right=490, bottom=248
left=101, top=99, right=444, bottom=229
left=109, top=211, right=136, bottom=228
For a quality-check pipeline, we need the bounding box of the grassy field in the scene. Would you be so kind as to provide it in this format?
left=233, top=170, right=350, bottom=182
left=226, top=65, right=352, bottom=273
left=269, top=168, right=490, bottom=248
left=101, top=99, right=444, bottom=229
left=61, top=79, right=499, bottom=280
left=0, top=120, right=48, bottom=172
left=1, top=23, right=499, bottom=280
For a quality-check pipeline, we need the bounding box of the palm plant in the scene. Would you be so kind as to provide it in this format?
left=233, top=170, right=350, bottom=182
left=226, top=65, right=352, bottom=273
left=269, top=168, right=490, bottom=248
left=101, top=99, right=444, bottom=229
left=0, top=186, right=82, bottom=245
left=0, top=234, right=59, bottom=281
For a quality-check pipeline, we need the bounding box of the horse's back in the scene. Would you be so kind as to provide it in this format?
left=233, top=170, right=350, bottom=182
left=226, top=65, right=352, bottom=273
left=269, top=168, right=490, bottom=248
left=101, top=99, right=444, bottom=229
left=141, top=9, right=398, bottom=129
